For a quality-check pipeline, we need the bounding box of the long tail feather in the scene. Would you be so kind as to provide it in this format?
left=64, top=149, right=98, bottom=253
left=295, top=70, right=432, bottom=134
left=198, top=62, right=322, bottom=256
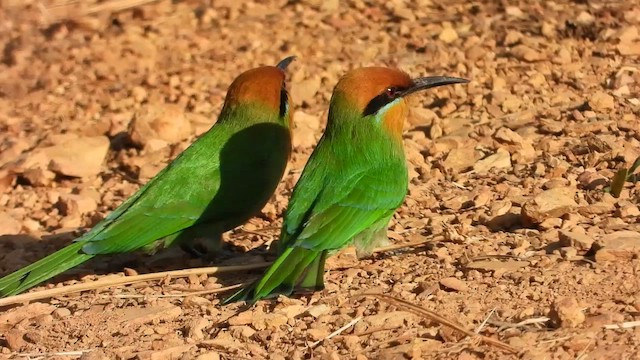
left=224, top=247, right=326, bottom=304
left=0, top=241, right=94, bottom=297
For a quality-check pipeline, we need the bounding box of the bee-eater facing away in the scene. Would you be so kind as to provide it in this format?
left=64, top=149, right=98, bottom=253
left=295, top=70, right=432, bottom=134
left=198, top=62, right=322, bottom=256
left=227, top=67, right=468, bottom=303
left=0, top=57, right=296, bottom=297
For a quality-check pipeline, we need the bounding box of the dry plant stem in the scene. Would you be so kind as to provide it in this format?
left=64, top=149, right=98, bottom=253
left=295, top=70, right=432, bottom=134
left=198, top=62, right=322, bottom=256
left=309, top=316, right=363, bottom=348
left=360, top=293, right=518, bottom=354
left=45, top=0, right=161, bottom=17
left=0, top=263, right=269, bottom=306
left=489, top=317, right=551, bottom=332
left=475, top=307, right=496, bottom=333
left=603, top=321, right=640, bottom=330
left=14, top=349, right=93, bottom=358
left=0, top=240, right=429, bottom=306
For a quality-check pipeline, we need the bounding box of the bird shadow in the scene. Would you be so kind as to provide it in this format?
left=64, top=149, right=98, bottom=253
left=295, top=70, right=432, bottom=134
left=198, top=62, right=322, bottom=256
left=0, top=122, right=289, bottom=293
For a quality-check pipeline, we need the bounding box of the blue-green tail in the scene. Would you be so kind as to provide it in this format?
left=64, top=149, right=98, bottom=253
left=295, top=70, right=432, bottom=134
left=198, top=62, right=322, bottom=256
left=0, top=240, right=94, bottom=297
left=224, top=247, right=328, bottom=304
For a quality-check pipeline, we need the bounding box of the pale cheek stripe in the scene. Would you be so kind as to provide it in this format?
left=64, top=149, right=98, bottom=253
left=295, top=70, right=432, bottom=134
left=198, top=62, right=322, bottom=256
left=374, top=99, right=402, bottom=123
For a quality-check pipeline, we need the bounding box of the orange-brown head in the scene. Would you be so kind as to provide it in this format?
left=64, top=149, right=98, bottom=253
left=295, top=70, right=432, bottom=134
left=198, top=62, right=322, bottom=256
left=330, top=67, right=468, bottom=138
left=222, top=56, right=295, bottom=124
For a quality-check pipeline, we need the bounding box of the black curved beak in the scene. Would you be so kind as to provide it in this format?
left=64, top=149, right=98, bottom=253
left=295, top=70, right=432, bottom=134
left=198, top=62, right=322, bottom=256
left=276, top=56, right=296, bottom=71
left=401, top=76, right=469, bottom=97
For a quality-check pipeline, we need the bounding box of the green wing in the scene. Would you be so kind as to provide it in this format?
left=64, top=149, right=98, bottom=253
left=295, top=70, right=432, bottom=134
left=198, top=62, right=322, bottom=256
left=83, top=117, right=290, bottom=255
left=276, top=129, right=408, bottom=253
left=246, top=161, right=407, bottom=300
left=81, top=136, right=224, bottom=254
left=288, top=166, right=407, bottom=252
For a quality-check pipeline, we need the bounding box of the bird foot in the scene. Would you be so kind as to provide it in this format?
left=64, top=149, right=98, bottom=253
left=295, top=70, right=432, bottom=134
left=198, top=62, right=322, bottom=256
left=180, top=237, right=226, bottom=260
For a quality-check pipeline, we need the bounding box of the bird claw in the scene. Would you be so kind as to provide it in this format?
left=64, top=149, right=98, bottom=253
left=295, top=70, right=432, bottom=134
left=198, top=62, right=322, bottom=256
left=179, top=237, right=225, bottom=260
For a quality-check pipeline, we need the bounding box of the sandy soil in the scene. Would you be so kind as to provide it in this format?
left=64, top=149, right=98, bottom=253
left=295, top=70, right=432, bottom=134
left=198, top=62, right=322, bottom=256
left=1, top=0, right=640, bottom=359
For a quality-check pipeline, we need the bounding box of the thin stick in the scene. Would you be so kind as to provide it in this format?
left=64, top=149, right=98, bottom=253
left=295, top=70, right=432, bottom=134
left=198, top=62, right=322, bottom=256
left=575, top=338, right=593, bottom=360
left=14, top=349, right=93, bottom=358
left=309, top=316, right=362, bottom=348
left=359, top=293, right=518, bottom=354
left=489, top=317, right=550, bottom=332
left=0, top=262, right=269, bottom=307
left=539, top=335, right=573, bottom=345
left=475, top=307, right=496, bottom=333
left=108, top=283, right=243, bottom=298
left=82, top=0, right=160, bottom=15
left=603, top=321, right=640, bottom=330
left=0, top=239, right=432, bottom=306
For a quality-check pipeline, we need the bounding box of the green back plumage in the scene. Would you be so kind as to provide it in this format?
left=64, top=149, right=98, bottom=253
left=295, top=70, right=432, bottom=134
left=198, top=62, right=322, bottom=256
left=83, top=103, right=291, bottom=254
left=279, top=94, right=407, bottom=251
left=227, top=92, right=409, bottom=303
left=226, top=66, right=468, bottom=303
left=0, top=65, right=293, bottom=297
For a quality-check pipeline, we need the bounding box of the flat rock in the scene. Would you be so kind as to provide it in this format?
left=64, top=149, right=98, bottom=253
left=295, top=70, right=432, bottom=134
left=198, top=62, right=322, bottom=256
left=558, top=230, right=594, bottom=251
left=439, top=27, right=459, bottom=43
left=0, top=302, right=56, bottom=326
left=473, top=148, right=512, bottom=173
left=589, top=91, right=615, bottom=111
left=577, top=170, right=608, bottom=190
left=306, top=304, right=330, bottom=318
left=439, top=277, right=468, bottom=292
left=251, top=312, right=288, bottom=331
left=443, top=146, right=481, bottom=173
left=511, top=44, right=544, bottom=62
left=550, top=297, right=585, bottom=328
left=494, top=127, right=524, bottom=145
left=228, top=310, right=253, bottom=326
left=4, top=329, right=25, bottom=351
left=57, top=193, right=98, bottom=216
left=42, top=136, right=110, bottom=178
left=593, top=230, right=640, bottom=262
left=0, top=211, right=22, bottom=235
left=521, top=187, right=578, bottom=226
left=129, top=103, right=192, bottom=148
left=22, top=168, right=55, bottom=186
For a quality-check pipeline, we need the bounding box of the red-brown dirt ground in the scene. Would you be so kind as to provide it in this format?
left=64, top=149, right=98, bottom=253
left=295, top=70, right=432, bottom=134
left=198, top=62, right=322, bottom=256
left=1, top=0, right=639, bottom=359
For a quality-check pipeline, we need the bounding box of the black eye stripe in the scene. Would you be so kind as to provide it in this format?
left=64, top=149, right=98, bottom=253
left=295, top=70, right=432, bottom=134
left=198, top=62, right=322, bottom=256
left=362, top=86, right=403, bottom=116
left=279, top=86, right=288, bottom=117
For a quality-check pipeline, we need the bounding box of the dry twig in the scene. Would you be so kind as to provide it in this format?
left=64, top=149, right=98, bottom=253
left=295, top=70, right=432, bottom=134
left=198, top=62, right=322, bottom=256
left=0, top=263, right=269, bottom=306
left=43, top=0, right=161, bottom=21
left=358, top=293, right=518, bottom=354
left=309, top=316, right=362, bottom=348
left=603, top=320, right=640, bottom=330
left=14, top=349, right=93, bottom=359
left=488, top=317, right=550, bottom=332
left=0, top=239, right=430, bottom=306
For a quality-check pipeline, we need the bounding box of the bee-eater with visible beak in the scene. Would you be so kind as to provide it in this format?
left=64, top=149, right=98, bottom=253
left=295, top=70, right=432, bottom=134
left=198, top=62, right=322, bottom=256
left=0, top=56, right=296, bottom=297
left=227, top=67, right=468, bottom=303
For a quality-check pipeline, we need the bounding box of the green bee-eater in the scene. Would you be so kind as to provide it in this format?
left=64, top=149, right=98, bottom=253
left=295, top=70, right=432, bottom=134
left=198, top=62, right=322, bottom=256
left=0, top=57, right=296, bottom=297
left=227, top=67, right=468, bottom=303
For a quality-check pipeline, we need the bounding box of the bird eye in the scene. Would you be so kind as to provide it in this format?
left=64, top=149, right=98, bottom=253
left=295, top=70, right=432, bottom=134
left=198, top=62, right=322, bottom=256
left=385, top=87, right=398, bottom=98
